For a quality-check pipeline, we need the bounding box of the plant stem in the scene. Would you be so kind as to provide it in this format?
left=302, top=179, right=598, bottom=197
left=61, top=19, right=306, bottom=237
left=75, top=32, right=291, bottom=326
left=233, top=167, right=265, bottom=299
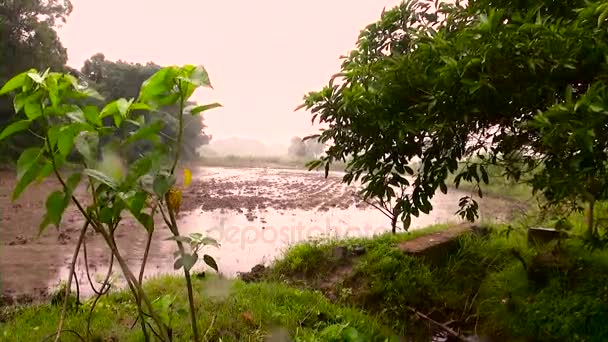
left=167, top=202, right=199, bottom=341
left=54, top=222, right=87, bottom=342
left=164, top=81, right=200, bottom=341
left=139, top=207, right=157, bottom=284
left=104, top=230, right=163, bottom=341
left=139, top=229, right=154, bottom=285
left=170, top=81, right=185, bottom=175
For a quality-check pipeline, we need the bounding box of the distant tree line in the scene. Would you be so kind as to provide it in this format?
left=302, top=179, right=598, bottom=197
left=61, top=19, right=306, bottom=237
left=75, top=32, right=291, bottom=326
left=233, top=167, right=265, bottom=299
left=0, top=0, right=211, bottom=162
left=287, top=136, right=324, bottom=158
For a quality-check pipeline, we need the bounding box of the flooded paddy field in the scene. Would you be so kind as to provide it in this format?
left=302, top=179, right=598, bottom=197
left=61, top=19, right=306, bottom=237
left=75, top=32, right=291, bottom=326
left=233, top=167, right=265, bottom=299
left=0, top=167, right=524, bottom=301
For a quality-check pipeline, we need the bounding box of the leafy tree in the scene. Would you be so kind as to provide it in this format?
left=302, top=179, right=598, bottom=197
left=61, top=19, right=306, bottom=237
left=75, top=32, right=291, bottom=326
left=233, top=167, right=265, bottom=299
left=298, top=0, right=608, bottom=234
left=288, top=136, right=307, bottom=157
left=304, top=138, right=325, bottom=158
left=78, top=53, right=213, bottom=161
left=288, top=136, right=325, bottom=158
left=0, top=0, right=73, bottom=159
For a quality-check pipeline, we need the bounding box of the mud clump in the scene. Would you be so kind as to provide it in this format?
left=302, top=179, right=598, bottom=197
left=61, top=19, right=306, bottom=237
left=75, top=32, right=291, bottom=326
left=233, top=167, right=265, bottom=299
left=7, top=235, right=28, bottom=246
left=239, top=264, right=267, bottom=283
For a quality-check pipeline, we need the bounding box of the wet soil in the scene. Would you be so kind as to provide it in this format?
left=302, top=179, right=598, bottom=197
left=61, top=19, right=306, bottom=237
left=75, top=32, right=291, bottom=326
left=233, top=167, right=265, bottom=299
left=0, top=167, right=525, bottom=302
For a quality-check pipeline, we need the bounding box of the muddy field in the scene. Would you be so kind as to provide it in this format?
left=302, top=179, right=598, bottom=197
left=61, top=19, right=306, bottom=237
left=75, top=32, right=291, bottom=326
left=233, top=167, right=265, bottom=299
left=0, top=167, right=525, bottom=302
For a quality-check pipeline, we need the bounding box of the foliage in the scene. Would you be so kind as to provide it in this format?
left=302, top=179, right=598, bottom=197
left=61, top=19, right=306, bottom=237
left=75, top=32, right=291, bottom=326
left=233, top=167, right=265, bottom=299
left=267, top=222, right=608, bottom=340
left=298, top=0, right=608, bottom=234
left=0, top=276, right=398, bottom=341
left=78, top=53, right=214, bottom=161
left=0, top=64, right=221, bottom=341
left=0, top=0, right=73, bottom=158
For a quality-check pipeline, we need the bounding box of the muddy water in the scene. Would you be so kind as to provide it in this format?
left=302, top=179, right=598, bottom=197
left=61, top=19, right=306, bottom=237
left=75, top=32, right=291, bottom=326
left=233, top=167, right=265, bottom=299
left=0, top=167, right=523, bottom=300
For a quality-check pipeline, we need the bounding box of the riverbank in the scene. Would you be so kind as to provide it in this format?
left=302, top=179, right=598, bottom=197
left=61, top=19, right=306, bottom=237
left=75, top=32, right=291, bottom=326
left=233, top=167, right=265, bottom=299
left=3, top=220, right=608, bottom=341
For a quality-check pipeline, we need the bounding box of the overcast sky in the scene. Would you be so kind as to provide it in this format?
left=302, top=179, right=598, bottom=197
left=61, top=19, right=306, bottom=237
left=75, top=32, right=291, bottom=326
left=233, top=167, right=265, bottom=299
left=58, top=0, right=401, bottom=145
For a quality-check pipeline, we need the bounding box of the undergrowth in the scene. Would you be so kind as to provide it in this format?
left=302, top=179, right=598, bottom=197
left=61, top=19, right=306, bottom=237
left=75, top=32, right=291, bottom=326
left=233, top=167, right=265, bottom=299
left=265, top=219, right=608, bottom=341
left=0, top=276, right=397, bottom=341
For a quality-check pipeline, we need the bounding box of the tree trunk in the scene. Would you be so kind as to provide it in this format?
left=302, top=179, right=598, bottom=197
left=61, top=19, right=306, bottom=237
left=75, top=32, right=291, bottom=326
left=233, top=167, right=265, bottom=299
left=391, top=215, right=398, bottom=234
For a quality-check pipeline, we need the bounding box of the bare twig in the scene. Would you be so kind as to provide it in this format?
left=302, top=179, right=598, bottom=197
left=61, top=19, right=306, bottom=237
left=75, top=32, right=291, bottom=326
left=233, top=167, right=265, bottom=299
left=139, top=207, right=157, bottom=284
left=54, top=221, right=88, bottom=342
left=42, top=329, right=86, bottom=342
left=406, top=306, right=474, bottom=342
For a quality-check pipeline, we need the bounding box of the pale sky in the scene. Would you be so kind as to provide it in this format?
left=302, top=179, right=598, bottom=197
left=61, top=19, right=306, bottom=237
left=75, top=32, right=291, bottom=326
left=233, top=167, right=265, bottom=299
left=58, top=0, right=401, bottom=145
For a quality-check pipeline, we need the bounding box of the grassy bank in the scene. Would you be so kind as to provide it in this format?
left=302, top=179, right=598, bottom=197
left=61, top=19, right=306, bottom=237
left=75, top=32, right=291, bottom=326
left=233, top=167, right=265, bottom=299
left=1, top=277, right=396, bottom=341
left=264, top=220, right=608, bottom=341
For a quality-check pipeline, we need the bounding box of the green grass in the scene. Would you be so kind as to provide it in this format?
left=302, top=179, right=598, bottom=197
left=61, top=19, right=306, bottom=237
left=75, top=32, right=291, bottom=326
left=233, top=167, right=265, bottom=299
left=265, top=220, right=608, bottom=341
left=0, top=276, right=397, bottom=341
left=269, top=224, right=450, bottom=279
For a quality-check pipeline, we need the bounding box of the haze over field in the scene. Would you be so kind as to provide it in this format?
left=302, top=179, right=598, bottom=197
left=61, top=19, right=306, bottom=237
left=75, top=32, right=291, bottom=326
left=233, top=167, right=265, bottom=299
left=57, top=0, right=402, bottom=146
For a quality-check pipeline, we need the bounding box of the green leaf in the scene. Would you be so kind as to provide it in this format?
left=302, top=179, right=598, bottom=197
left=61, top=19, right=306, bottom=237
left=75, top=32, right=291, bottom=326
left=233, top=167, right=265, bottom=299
left=122, top=191, right=147, bottom=214
left=165, top=235, right=192, bottom=243
left=16, top=148, right=41, bottom=179
left=480, top=166, right=489, bottom=184
left=13, top=93, right=28, bottom=113
left=589, top=104, right=604, bottom=113
left=343, top=327, right=365, bottom=342
left=99, top=207, right=114, bottom=224
left=136, top=213, right=154, bottom=232
left=125, top=156, right=153, bottom=185
left=24, top=101, right=42, bottom=120
left=27, top=71, right=45, bottom=84
left=139, top=67, right=178, bottom=105
left=153, top=173, right=176, bottom=197
left=439, top=182, right=447, bottom=194
left=84, top=168, right=118, bottom=189
left=78, top=88, right=104, bottom=101
left=13, top=148, right=43, bottom=200
left=130, top=103, right=153, bottom=112
left=39, top=191, right=68, bottom=233
left=37, top=161, right=54, bottom=182
left=188, top=65, right=212, bottom=88
left=116, top=98, right=133, bottom=116
left=202, top=237, right=220, bottom=247
left=13, top=164, right=41, bottom=201
left=57, top=128, right=75, bottom=157
left=74, top=131, right=99, bottom=161
left=113, top=113, right=124, bottom=127
left=0, top=120, right=31, bottom=141
left=203, top=254, right=219, bottom=272
left=0, top=71, right=29, bottom=95
left=125, top=120, right=164, bottom=144
left=402, top=214, right=412, bottom=231
left=100, top=101, right=119, bottom=119
left=190, top=103, right=222, bottom=115
left=65, top=173, right=82, bottom=196
left=181, top=253, right=198, bottom=271
left=66, top=107, right=87, bottom=123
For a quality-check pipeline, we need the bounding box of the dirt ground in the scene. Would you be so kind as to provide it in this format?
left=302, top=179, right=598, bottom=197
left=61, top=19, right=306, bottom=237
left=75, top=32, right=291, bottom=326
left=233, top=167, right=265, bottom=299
left=0, top=167, right=525, bottom=304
